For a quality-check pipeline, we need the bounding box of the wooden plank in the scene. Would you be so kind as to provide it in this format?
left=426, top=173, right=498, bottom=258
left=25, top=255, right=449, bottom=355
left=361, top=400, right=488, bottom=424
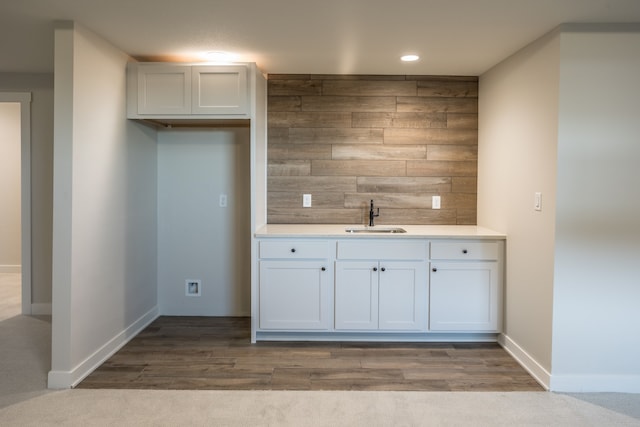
left=417, top=81, right=478, bottom=98
left=374, top=208, right=458, bottom=225
left=267, top=208, right=363, bottom=224
left=356, top=176, right=451, bottom=193
left=442, top=193, right=477, bottom=209
left=447, top=113, right=478, bottom=129
left=267, top=127, right=289, bottom=144
left=267, top=192, right=345, bottom=208
left=406, top=160, right=477, bottom=177
left=312, top=74, right=408, bottom=81
left=344, top=193, right=434, bottom=209
left=268, top=96, right=301, bottom=111
left=456, top=208, right=477, bottom=225
left=312, top=160, right=406, bottom=177
left=384, top=128, right=477, bottom=145
left=323, top=80, right=416, bottom=96
left=268, top=79, right=322, bottom=95
left=332, top=144, right=426, bottom=160
left=452, top=177, right=477, bottom=193
left=268, top=176, right=357, bottom=192
left=289, top=128, right=384, bottom=145
left=408, top=75, right=478, bottom=82
left=301, top=96, right=396, bottom=112
left=268, top=112, right=351, bottom=128
left=79, top=317, right=543, bottom=392
left=427, top=145, right=478, bottom=161
left=267, top=160, right=311, bottom=176
left=397, top=97, right=478, bottom=114
left=352, top=112, right=447, bottom=128
left=268, top=144, right=331, bottom=160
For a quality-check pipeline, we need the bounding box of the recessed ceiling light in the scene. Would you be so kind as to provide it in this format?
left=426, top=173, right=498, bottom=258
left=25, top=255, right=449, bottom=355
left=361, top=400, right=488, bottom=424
left=401, top=54, right=420, bottom=62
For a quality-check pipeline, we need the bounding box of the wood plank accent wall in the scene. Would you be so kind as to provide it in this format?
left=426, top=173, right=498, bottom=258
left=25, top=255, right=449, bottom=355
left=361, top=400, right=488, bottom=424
left=267, top=74, right=478, bottom=225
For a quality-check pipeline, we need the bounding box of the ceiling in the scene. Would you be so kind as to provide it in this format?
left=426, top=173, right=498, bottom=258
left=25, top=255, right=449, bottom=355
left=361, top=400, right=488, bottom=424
left=2, top=0, right=640, bottom=76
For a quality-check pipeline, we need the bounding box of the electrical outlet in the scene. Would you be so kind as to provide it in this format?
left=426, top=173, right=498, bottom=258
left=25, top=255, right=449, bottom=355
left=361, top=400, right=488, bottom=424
left=303, top=194, right=312, bottom=208
left=432, top=195, right=441, bottom=209
left=219, top=193, right=228, bottom=208
left=185, top=279, right=201, bottom=297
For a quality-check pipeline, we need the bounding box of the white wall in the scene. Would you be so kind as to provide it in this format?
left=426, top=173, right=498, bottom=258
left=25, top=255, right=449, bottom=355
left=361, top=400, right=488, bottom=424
left=478, top=31, right=560, bottom=384
left=0, top=102, right=21, bottom=270
left=480, top=26, right=640, bottom=392
left=551, top=30, right=640, bottom=392
left=0, top=74, right=54, bottom=304
left=49, top=22, right=158, bottom=388
left=158, top=129, right=251, bottom=316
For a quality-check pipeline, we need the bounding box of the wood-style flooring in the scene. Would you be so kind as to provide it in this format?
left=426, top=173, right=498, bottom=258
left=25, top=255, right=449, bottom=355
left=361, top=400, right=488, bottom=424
left=78, top=316, right=543, bottom=391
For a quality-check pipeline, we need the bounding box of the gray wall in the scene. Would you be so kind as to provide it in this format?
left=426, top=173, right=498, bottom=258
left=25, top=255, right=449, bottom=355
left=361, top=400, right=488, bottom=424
left=49, top=22, right=158, bottom=388
left=158, top=128, right=251, bottom=316
left=478, top=31, right=559, bottom=382
left=552, top=30, right=640, bottom=392
left=479, top=26, right=640, bottom=392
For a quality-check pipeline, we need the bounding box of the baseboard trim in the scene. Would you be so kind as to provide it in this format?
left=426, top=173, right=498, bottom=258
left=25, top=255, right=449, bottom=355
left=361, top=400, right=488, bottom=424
left=0, top=265, right=21, bottom=274
left=47, top=306, right=159, bottom=389
left=31, top=303, right=52, bottom=315
left=498, top=333, right=551, bottom=390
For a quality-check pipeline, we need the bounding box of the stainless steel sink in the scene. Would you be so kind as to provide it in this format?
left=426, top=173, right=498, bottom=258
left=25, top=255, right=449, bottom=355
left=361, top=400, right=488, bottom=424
left=345, top=227, right=406, bottom=234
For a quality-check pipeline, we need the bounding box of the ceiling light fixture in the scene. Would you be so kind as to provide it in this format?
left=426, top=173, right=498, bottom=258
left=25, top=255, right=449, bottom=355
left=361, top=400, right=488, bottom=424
left=202, top=51, right=234, bottom=62
left=401, top=54, right=420, bottom=62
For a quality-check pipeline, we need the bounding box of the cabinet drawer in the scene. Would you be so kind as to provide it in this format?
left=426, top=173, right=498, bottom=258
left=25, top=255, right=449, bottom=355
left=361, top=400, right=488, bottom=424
left=430, top=241, right=499, bottom=261
left=337, top=240, right=427, bottom=260
left=259, top=240, right=329, bottom=259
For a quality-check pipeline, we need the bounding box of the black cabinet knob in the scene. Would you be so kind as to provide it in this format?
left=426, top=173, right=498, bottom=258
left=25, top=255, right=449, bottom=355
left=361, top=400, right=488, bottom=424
left=373, top=267, right=378, bottom=272
left=462, top=249, right=468, bottom=254
left=432, top=267, right=437, bottom=272
left=291, top=248, right=296, bottom=253
left=381, top=267, right=386, bottom=272
left=321, top=267, right=326, bottom=271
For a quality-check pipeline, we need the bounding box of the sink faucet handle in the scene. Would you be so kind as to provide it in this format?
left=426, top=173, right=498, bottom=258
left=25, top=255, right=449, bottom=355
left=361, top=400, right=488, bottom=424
left=369, top=199, right=380, bottom=226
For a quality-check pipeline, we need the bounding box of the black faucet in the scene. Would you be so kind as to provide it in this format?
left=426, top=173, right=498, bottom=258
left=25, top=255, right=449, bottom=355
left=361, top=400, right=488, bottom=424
left=369, top=199, right=380, bottom=226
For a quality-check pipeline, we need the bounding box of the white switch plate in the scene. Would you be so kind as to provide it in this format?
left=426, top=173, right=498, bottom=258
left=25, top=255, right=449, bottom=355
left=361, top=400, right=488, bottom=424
left=534, top=192, right=542, bottom=211
left=219, top=193, right=228, bottom=208
left=432, top=195, right=441, bottom=209
left=303, top=194, right=312, bottom=208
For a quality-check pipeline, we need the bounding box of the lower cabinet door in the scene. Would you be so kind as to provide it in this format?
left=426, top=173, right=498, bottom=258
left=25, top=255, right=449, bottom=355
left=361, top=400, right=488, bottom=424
left=335, top=261, right=379, bottom=330
left=259, top=260, right=330, bottom=330
left=429, top=261, right=499, bottom=331
left=378, top=261, right=428, bottom=331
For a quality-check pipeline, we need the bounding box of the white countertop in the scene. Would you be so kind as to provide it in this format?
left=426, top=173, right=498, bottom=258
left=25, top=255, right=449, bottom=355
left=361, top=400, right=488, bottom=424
left=255, top=224, right=506, bottom=239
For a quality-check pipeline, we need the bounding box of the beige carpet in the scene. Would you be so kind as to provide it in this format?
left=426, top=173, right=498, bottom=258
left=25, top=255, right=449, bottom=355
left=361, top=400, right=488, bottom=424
left=1, top=273, right=639, bottom=426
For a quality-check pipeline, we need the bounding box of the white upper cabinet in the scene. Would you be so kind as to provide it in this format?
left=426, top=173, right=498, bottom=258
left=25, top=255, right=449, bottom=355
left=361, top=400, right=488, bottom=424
left=128, top=63, right=250, bottom=119
left=136, top=65, right=192, bottom=114
left=192, top=66, right=248, bottom=115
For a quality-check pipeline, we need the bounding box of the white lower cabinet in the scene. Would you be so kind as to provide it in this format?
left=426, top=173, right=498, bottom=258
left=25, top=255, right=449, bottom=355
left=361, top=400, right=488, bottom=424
left=256, top=237, right=503, bottom=337
left=335, top=260, right=428, bottom=331
left=259, top=260, right=331, bottom=330
left=429, top=241, right=502, bottom=332
left=258, top=240, right=331, bottom=330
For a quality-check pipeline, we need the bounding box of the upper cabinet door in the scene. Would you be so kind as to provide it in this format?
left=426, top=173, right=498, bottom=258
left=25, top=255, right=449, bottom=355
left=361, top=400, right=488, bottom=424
left=192, top=66, right=248, bottom=115
left=137, top=65, right=191, bottom=114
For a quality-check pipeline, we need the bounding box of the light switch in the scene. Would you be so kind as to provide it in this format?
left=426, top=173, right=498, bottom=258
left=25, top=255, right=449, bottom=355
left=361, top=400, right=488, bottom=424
left=219, top=193, right=228, bottom=208
left=432, top=195, right=441, bottom=210
left=303, top=194, right=312, bottom=208
left=534, top=192, right=542, bottom=211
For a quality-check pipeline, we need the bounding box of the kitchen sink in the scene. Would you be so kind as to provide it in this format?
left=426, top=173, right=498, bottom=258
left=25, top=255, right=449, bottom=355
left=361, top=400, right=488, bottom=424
left=345, top=227, right=407, bottom=234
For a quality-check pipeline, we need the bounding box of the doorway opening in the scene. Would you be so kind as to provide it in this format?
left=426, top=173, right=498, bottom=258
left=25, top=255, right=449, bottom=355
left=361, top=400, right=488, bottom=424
left=0, top=93, right=32, bottom=316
